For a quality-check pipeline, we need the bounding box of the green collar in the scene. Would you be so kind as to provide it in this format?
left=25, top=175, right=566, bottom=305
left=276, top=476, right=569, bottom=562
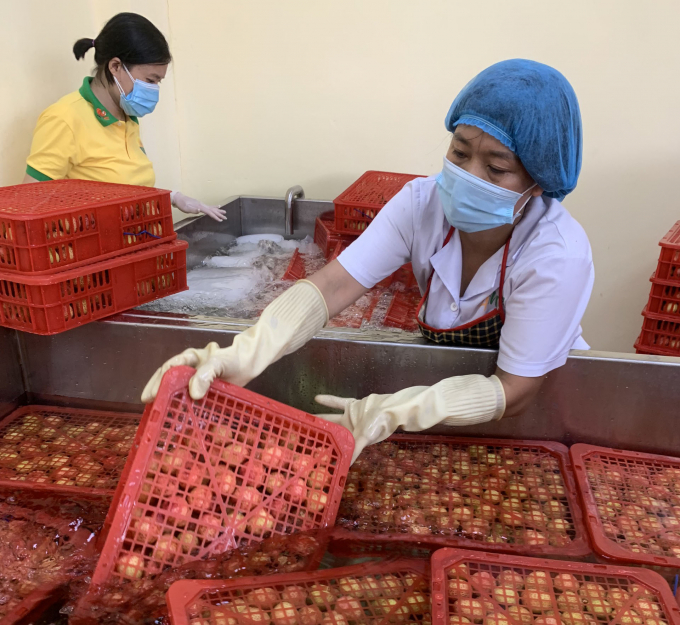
left=79, top=77, right=138, bottom=126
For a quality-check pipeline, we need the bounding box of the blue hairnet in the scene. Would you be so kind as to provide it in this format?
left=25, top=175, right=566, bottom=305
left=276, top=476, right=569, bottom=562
left=445, top=59, right=582, bottom=200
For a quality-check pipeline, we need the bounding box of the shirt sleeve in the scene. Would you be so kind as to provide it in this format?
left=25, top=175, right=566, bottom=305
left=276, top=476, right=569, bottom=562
left=337, top=181, right=417, bottom=288
left=26, top=111, right=77, bottom=180
left=497, top=254, right=594, bottom=377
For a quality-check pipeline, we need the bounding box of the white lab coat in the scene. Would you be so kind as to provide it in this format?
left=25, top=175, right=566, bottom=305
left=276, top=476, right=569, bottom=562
left=338, top=176, right=594, bottom=378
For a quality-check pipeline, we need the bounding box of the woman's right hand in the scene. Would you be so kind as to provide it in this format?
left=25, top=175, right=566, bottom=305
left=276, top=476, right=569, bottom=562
left=141, top=263, right=369, bottom=404
left=141, top=342, right=240, bottom=403
left=141, top=280, right=329, bottom=403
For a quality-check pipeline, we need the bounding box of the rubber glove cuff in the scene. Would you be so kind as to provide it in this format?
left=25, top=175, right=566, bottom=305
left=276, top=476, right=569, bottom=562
left=141, top=280, right=328, bottom=403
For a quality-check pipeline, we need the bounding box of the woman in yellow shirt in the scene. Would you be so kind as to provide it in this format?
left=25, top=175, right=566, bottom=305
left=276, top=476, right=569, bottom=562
left=24, top=12, right=225, bottom=222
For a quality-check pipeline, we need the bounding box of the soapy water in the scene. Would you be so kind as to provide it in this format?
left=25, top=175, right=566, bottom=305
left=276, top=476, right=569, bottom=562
left=139, top=234, right=420, bottom=334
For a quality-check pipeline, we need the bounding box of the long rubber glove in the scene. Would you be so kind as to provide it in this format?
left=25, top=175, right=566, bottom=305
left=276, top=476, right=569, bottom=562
left=171, top=191, right=227, bottom=222
left=315, top=375, right=505, bottom=463
left=142, top=280, right=328, bottom=402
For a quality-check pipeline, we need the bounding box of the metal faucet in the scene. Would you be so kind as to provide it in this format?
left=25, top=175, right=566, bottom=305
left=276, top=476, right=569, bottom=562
left=284, top=185, right=305, bottom=236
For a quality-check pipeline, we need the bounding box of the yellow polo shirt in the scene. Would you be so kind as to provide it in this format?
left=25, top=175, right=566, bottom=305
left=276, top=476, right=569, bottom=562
left=26, top=77, right=155, bottom=186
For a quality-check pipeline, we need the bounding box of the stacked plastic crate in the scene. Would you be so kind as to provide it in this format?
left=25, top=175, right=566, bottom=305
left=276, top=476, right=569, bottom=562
left=635, top=221, right=680, bottom=355
left=0, top=179, right=188, bottom=335
left=71, top=366, right=355, bottom=623
left=310, top=171, right=425, bottom=330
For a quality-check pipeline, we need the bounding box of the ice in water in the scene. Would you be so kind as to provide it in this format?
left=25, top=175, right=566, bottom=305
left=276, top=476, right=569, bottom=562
left=139, top=235, right=323, bottom=318
left=139, top=233, right=419, bottom=335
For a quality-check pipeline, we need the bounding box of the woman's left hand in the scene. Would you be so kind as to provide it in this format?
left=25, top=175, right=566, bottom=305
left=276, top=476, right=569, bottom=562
left=171, top=191, right=226, bottom=222
left=315, top=374, right=506, bottom=463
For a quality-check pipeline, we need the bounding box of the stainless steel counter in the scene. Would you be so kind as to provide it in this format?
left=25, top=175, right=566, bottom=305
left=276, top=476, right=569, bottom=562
left=13, top=315, right=680, bottom=457
left=3, top=194, right=680, bottom=457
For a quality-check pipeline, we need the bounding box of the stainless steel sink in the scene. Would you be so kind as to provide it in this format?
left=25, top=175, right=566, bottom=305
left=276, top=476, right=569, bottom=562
left=1, top=194, right=680, bottom=457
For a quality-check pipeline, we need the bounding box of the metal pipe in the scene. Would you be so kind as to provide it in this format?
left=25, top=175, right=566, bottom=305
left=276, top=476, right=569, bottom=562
left=284, top=185, right=305, bottom=235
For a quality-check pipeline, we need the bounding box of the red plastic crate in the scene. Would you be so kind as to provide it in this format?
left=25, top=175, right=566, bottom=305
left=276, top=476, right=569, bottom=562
left=383, top=289, right=421, bottom=332
left=86, top=366, right=354, bottom=590
left=328, top=241, right=347, bottom=262
left=326, top=288, right=383, bottom=329
left=334, top=171, right=425, bottom=234
left=0, top=179, right=175, bottom=274
left=376, top=263, right=417, bottom=290
left=333, top=435, right=590, bottom=558
left=0, top=239, right=188, bottom=335
left=656, top=221, right=680, bottom=282
left=571, top=443, right=680, bottom=570
left=430, top=548, right=680, bottom=625
left=634, top=308, right=680, bottom=356
left=166, top=558, right=430, bottom=625
left=282, top=248, right=307, bottom=281
left=0, top=404, right=141, bottom=496
left=646, top=273, right=680, bottom=321
left=314, top=210, right=357, bottom=259
left=72, top=530, right=335, bottom=625
left=393, top=263, right=418, bottom=289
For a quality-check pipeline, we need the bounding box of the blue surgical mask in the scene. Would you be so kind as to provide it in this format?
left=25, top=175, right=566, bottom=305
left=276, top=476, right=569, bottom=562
left=436, top=157, right=536, bottom=233
left=114, top=65, right=160, bottom=117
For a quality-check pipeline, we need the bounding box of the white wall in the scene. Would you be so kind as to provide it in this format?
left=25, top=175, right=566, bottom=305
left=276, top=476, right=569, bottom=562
left=2, top=0, right=680, bottom=352
left=0, top=0, right=183, bottom=215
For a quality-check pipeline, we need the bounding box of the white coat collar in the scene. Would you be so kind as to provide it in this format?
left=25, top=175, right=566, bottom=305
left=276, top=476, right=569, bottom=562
left=429, top=197, right=548, bottom=301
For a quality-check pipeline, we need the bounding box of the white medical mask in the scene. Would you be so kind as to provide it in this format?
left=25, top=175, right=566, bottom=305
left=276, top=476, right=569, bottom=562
left=436, top=157, right=536, bottom=233
left=114, top=65, right=160, bottom=117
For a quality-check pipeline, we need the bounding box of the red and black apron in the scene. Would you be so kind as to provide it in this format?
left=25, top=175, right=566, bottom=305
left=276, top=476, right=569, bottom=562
left=416, top=227, right=511, bottom=349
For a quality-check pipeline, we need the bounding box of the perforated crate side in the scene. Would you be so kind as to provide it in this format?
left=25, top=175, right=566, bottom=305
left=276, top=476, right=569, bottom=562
left=655, top=245, right=680, bottom=283
left=430, top=548, right=680, bottom=625
left=334, top=434, right=591, bottom=558
left=166, top=558, right=430, bottom=625
left=646, top=273, right=680, bottom=321
left=0, top=179, right=174, bottom=274
left=313, top=211, right=356, bottom=259
left=383, top=289, right=421, bottom=332
left=328, top=241, right=346, bottom=262
left=0, top=239, right=187, bottom=335
left=88, top=366, right=354, bottom=590
left=634, top=308, right=680, bottom=356
left=333, top=171, right=425, bottom=234
left=571, top=443, right=680, bottom=570
left=281, top=249, right=306, bottom=281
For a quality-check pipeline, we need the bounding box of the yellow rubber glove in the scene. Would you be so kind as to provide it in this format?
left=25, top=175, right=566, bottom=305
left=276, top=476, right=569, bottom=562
left=315, top=375, right=505, bottom=463
left=142, top=280, right=328, bottom=402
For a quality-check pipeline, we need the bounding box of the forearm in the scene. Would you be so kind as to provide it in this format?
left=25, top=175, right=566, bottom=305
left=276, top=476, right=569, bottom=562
left=308, top=260, right=369, bottom=318
left=22, top=174, right=39, bottom=183
left=494, top=367, right=544, bottom=418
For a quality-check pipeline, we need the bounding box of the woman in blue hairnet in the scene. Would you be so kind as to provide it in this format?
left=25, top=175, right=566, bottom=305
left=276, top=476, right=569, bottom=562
left=143, top=59, right=594, bottom=462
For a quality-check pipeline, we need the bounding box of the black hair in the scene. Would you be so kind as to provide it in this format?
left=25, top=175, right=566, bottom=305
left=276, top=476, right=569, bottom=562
left=73, top=12, right=171, bottom=84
